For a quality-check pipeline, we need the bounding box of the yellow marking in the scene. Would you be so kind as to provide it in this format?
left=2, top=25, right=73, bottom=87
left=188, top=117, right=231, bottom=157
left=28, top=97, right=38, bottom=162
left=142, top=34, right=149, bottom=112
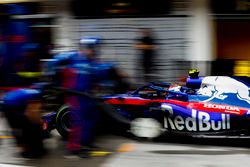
left=90, top=151, right=112, bottom=157
left=116, top=143, right=136, bottom=152
left=17, top=72, right=42, bottom=78
left=0, top=0, right=37, bottom=4
left=0, top=136, right=14, bottom=139
left=89, top=143, right=136, bottom=156
left=234, top=60, right=250, bottom=77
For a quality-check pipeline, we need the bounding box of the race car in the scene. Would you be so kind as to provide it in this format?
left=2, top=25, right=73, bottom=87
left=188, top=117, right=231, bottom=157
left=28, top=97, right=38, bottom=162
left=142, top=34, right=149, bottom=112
left=42, top=74, right=250, bottom=139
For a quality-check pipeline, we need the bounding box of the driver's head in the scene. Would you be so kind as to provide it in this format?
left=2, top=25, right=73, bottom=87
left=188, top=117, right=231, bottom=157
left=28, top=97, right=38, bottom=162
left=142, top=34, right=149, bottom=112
left=79, top=36, right=102, bottom=60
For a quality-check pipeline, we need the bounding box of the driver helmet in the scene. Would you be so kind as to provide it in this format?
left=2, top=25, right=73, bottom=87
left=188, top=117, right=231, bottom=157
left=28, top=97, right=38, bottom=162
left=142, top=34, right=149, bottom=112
left=188, top=69, right=200, bottom=78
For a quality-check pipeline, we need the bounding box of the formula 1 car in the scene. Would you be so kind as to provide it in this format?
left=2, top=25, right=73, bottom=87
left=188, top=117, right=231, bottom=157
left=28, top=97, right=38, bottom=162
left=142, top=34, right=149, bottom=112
left=42, top=75, right=250, bottom=139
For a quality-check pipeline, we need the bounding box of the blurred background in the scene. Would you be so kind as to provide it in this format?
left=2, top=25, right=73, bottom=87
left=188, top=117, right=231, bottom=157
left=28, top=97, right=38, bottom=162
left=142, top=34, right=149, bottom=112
left=0, top=0, right=250, bottom=166
left=0, top=0, right=249, bottom=87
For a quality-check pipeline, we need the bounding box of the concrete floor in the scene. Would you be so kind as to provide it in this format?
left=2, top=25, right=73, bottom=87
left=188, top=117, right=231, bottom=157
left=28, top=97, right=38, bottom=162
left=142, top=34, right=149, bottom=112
left=1, top=114, right=250, bottom=167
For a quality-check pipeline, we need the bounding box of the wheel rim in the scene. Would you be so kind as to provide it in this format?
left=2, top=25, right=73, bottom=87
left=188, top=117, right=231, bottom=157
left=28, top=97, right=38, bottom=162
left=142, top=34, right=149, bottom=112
left=130, top=118, right=163, bottom=138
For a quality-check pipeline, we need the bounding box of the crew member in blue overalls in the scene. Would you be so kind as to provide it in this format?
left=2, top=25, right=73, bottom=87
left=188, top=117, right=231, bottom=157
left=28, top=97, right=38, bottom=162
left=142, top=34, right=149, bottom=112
left=50, top=37, right=129, bottom=157
left=2, top=86, right=46, bottom=158
left=62, top=37, right=103, bottom=157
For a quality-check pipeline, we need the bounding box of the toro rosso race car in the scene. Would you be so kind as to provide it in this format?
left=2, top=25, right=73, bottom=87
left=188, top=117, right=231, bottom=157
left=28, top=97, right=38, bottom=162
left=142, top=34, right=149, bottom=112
left=42, top=74, right=250, bottom=139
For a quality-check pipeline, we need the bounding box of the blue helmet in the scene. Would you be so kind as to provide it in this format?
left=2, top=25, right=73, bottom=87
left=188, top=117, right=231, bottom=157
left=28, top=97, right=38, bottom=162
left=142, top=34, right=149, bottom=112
left=79, top=36, right=102, bottom=48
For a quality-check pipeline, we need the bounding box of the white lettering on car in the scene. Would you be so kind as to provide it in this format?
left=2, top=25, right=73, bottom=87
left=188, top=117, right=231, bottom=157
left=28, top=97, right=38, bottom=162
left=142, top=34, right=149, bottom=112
left=163, top=108, right=230, bottom=131
left=174, top=116, right=185, bottom=130
left=198, top=111, right=211, bottom=131
left=185, top=109, right=197, bottom=131
left=203, top=103, right=240, bottom=112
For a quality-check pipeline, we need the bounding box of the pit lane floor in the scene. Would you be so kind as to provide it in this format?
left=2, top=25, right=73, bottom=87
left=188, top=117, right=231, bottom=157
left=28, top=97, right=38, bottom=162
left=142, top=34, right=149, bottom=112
left=1, top=114, right=250, bottom=167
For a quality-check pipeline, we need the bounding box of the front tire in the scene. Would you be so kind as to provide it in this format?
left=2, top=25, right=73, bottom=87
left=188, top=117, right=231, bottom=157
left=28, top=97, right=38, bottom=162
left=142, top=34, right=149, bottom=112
left=55, top=105, right=71, bottom=138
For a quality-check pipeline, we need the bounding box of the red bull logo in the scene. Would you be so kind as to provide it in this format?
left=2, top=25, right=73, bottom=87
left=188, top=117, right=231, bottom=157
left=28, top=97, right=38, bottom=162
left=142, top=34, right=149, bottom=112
left=198, top=76, right=250, bottom=104
left=164, top=109, right=230, bottom=131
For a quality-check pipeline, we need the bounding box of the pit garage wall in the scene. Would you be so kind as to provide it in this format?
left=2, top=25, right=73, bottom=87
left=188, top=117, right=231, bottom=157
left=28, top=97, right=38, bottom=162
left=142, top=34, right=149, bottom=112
left=52, top=0, right=214, bottom=84
left=53, top=16, right=196, bottom=84
left=73, top=17, right=193, bottom=83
